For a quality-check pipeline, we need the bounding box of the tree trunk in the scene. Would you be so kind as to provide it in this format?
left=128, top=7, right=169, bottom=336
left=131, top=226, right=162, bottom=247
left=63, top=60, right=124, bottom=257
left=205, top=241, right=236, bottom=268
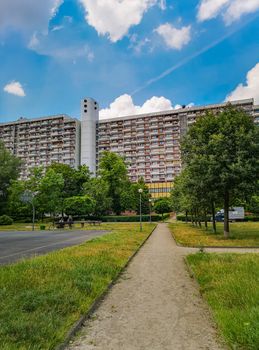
left=224, top=191, right=230, bottom=238
left=211, top=201, right=217, bottom=234
left=194, top=212, right=198, bottom=226
left=204, top=211, right=208, bottom=230
left=197, top=210, right=202, bottom=227
left=191, top=212, right=194, bottom=225
left=185, top=210, right=188, bottom=224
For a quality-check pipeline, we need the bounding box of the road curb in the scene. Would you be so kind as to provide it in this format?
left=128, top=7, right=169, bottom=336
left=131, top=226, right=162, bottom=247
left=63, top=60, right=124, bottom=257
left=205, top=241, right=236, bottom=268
left=56, top=224, right=157, bottom=350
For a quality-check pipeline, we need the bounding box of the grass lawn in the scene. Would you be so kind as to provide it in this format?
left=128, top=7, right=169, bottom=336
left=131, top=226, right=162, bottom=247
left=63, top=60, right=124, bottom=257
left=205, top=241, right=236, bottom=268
left=0, top=222, right=157, bottom=232
left=0, top=222, right=155, bottom=350
left=169, top=221, right=259, bottom=247
left=0, top=222, right=43, bottom=231
left=187, top=253, right=259, bottom=350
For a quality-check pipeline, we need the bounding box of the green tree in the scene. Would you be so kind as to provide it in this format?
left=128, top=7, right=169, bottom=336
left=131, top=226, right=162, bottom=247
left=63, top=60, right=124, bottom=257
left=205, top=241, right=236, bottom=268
left=0, top=141, right=21, bottom=214
left=64, top=195, right=95, bottom=217
left=7, top=180, right=31, bottom=220
left=181, top=105, right=259, bottom=237
left=130, top=177, right=150, bottom=214
left=38, top=169, right=64, bottom=216
left=83, top=178, right=111, bottom=216
left=154, top=198, right=171, bottom=219
left=98, top=152, right=129, bottom=215
left=47, top=163, right=91, bottom=214
left=48, top=163, right=90, bottom=197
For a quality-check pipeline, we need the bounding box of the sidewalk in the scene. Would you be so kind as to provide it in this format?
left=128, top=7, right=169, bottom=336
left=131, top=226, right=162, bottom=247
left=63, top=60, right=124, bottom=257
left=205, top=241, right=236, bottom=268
left=67, top=223, right=223, bottom=350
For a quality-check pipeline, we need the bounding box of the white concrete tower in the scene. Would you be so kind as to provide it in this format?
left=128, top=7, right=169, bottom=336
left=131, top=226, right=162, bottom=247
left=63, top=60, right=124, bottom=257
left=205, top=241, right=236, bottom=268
left=80, top=97, right=99, bottom=175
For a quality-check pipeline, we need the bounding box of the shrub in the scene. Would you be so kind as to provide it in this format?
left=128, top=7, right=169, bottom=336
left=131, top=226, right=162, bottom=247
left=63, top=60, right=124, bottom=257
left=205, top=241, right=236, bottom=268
left=177, top=214, right=211, bottom=222
left=100, top=214, right=170, bottom=222
left=0, top=215, right=13, bottom=225
left=244, top=215, right=259, bottom=222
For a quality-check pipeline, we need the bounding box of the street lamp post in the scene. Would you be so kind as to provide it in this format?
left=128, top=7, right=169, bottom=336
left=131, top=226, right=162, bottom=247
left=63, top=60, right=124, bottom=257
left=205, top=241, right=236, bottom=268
left=149, top=198, right=152, bottom=223
left=138, top=188, right=143, bottom=232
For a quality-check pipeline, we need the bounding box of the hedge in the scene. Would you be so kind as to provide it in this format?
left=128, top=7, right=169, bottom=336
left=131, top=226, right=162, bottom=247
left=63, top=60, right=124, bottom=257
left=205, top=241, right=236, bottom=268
left=177, top=214, right=211, bottom=222
left=0, top=215, right=14, bottom=225
left=74, top=214, right=170, bottom=222
left=244, top=216, right=259, bottom=222
left=100, top=214, right=170, bottom=222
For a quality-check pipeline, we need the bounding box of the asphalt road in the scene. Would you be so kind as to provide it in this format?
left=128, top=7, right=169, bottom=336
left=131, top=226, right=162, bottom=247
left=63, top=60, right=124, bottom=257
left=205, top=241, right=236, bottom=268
left=0, top=229, right=110, bottom=265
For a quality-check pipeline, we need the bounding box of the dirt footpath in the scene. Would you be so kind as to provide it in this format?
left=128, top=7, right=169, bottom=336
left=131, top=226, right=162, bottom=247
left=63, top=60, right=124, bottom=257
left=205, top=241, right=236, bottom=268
left=67, top=223, right=224, bottom=350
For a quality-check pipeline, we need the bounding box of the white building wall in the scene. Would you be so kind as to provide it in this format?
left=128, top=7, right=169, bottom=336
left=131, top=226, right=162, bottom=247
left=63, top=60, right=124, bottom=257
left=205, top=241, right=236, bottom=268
left=80, top=97, right=99, bottom=175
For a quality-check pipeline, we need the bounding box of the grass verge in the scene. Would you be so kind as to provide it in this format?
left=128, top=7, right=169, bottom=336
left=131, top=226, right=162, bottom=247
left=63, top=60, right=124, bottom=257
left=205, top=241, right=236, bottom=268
left=0, top=222, right=155, bottom=350
left=169, top=221, right=259, bottom=247
left=186, top=253, right=259, bottom=350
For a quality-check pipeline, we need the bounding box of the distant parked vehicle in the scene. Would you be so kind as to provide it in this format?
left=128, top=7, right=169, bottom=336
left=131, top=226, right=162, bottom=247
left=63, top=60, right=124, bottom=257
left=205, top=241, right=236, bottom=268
left=215, top=207, right=245, bottom=222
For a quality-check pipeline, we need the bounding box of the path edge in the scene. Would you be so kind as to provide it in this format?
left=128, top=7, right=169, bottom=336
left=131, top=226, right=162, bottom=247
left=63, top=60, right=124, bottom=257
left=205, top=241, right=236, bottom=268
left=55, top=224, right=157, bottom=350
left=184, top=255, right=227, bottom=350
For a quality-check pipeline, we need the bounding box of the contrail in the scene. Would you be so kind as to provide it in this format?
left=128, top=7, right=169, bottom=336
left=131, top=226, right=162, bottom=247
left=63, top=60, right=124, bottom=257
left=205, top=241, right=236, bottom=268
left=131, top=14, right=258, bottom=96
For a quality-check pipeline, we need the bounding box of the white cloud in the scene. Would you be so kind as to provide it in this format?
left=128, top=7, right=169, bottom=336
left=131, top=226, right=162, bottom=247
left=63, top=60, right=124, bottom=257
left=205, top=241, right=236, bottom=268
left=79, top=0, right=161, bottom=42
left=129, top=34, right=151, bottom=53
left=28, top=31, right=94, bottom=62
left=224, top=0, right=259, bottom=24
left=0, top=0, right=63, bottom=34
left=99, top=94, right=193, bottom=119
left=3, top=81, right=26, bottom=97
left=197, top=0, right=259, bottom=24
left=155, top=23, right=191, bottom=50
left=225, top=63, right=259, bottom=104
left=159, top=0, right=167, bottom=10
left=197, top=0, right=229, bottom=22
left=51, top=25, right=64, bottom=32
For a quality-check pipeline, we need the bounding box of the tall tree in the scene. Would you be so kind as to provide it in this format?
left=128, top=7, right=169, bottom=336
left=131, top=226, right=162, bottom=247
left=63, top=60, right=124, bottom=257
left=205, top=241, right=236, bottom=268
left=38, top=168, right=64, bottom=216
left=130, top=177, right=151, bottom=214
left=181, top=105, right=259, bottom=237
left=0, top=141, right=21, bottom=215
left=64, top=195, right=95, bottom=217
left=47, top=163, right=91, bottom=214
left=98, top=152, right=129, bottom=215
left=83, top=177, right=112, bottom=216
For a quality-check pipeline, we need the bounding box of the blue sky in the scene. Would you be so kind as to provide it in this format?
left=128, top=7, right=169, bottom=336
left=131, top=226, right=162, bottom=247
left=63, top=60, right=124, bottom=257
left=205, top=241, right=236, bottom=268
left=0, top=0, right=259, bottom=122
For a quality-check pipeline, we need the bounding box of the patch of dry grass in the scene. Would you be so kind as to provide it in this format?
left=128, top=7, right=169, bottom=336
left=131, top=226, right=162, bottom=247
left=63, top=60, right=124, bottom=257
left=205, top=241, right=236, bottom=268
left=169, top=221, right=259, bottom=247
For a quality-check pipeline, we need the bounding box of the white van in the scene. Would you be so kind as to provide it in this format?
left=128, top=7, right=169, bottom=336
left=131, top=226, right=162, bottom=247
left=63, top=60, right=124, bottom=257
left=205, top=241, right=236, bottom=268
left=215, top=207, right=245, bottom=222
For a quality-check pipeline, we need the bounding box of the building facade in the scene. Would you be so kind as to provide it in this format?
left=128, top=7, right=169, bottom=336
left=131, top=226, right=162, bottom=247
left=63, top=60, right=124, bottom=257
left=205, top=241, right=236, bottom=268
left=0, top=97, right=256, bottom=197
left=81, top=97, right=99, bottom=175
left=254, top=105, right=259, bottom=125
left=0, top=114, right=80, bottom=179
left=96, top=98, right=255, bottom=197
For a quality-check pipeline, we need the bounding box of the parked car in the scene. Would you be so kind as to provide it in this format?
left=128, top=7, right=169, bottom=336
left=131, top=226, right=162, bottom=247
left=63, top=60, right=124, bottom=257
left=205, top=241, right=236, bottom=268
left=215, top=207, right=245, bottom=222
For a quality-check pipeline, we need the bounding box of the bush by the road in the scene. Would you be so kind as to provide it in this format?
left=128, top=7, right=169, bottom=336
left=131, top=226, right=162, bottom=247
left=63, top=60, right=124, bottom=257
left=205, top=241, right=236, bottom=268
left=0, top=215, right=13, bottom=225
left=100, top=214, right=170, bottom=222
left=176, top=214, right=211, bottom=222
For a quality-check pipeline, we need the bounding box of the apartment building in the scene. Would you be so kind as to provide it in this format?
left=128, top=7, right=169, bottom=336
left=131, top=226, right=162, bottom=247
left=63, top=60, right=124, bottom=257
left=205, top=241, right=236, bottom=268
left=94, top=98, right=254, bottom=198
left=254, top=105, right=259, bottom=124
left=0, top=114, right=80, bottom=179
left=0, top=97, right=256, bottom=198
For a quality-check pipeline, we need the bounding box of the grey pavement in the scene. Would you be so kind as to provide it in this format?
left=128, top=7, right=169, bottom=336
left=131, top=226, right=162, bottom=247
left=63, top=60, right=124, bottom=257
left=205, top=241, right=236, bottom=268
left=0, top=229, right=109, bottom=265
left=68, top=223, right=224, bottom=350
